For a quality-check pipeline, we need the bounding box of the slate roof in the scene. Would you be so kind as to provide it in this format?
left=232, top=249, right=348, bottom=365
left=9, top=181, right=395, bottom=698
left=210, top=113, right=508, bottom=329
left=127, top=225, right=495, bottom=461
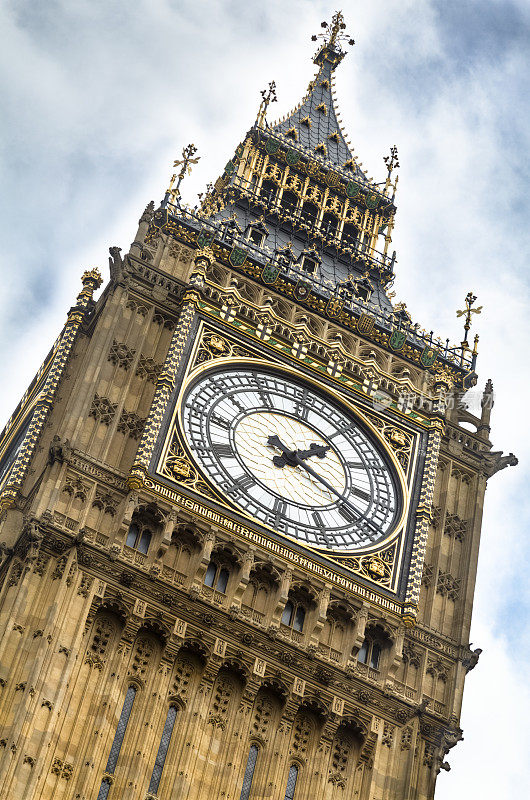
left=271, top=42, right=367, bottom=182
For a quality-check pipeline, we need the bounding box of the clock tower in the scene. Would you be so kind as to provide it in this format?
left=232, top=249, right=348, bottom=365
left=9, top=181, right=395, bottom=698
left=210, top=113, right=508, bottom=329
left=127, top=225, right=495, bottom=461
left=0, top=13, right=516, bottom=800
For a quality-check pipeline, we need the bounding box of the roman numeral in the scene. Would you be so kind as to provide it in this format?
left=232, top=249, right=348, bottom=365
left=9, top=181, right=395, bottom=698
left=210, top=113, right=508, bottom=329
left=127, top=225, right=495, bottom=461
left=226, top=474, right=255, bottom=495
left=210, top=413, right=230, bottom=430
left=272, top=497, right=287, bottom=527
left=212, top=443, right=235, bottom=459
left=252, top=373, right=273, bottom=408
left=312, top=512, right=332, bottom=547
left=329, top=423, right=353, bottom=439
left=338, top=504, right=357, bottom=524
left=312, top=510, right=325, bottom=530
left=295, top=389, right=309, bottom=421
left=352, top=486, right=371, bottom=502
left=346, top=461, right=364, bottom=469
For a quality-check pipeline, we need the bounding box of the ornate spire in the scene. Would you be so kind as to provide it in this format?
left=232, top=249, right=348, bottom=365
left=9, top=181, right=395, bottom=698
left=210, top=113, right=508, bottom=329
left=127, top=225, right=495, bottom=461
left=271, top=13, right=362, bottom=178
left=311, top=11, right=355, bottom=62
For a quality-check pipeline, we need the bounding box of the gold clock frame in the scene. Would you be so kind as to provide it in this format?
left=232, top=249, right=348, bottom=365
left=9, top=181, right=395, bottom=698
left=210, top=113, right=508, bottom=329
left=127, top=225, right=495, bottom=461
left=159, top=354, right=411, bottom=559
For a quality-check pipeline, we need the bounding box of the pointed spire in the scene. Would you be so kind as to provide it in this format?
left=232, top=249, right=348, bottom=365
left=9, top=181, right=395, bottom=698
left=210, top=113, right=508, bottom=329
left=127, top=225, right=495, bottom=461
left=311, top=11, right=355, bottom=66
left=271, top=12, right=362, bottom=177
left=478, top=379, right=494, bottom=440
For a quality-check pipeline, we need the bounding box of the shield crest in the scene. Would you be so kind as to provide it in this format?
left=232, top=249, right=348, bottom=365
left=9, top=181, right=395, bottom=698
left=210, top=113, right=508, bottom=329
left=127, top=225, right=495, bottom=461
left=235, top=144, right=244, bottom=158
left=346, top=181, right=360, bottom=199
left=389, top=329, right=407, bottom=351
left=326, top=297, right=344, bottom=318
left=286, top=148, right=300, bottom=166
left=224, top=160, right=235, bottom=175
left=196, top=228, right=215, bottom=248
left=327, top=170, right=340, bottom=187
left=152, top=208, right=168, bottom=229
left=266, top=138, right=281, bottom=155
left=358, top=314, right=375, bottom=335
left=365, top=192, right=380, bottom=209
left=229, top=246, right=247, bottom=267
left=462, top=371, right=477, bottom=390
left=294, top=280, right=311, bottom=301
left=261, top=263, right=280, bottom=285
left=420, top=346, right=437, bottom=367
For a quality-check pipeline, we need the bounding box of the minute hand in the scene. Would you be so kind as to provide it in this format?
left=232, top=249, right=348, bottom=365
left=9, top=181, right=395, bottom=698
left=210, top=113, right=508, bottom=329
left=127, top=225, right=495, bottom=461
left=293, top=455, right=381, bottom=538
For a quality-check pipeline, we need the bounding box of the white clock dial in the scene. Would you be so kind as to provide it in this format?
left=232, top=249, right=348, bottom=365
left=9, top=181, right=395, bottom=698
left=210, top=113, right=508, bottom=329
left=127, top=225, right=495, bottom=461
left=180, top=367, right=401, bottom=551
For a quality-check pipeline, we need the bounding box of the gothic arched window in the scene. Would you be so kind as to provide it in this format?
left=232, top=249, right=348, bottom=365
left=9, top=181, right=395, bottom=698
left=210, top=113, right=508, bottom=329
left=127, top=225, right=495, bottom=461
left=204, top=561, right=230, bottom=593
left=125, top=521, right=152, bottom=554
left=281, top=190, right=298, bottom=214
left=300, top=201, right=318, bottom=227
left=238, top=744, right=259, bottom=800
left=342, top=222, right=358, bottom=249
left=97, top=685, right=137, bottom=800
left=281, top=599, right=306, bottom=632
left=147, top=705, right=178, bottom=795
left=301, top=256, right=317, bottom=275
left=358, top=637, right=382, bottom=669
left=249, top=228, right=264, bottom=246
left=321, top=212, right=338, bottom=239
left=260, top=180, right=277, bottom=204
left=283, top=764, right=299, bottom=800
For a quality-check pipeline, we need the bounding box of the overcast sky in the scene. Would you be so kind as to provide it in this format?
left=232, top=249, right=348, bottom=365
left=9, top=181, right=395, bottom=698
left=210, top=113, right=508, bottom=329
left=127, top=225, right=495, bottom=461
left=1, top=0, right=529, bottom=794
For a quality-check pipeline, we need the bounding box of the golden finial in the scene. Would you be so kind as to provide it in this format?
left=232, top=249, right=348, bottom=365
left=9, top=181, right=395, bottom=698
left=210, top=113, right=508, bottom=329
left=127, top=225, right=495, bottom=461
left=168, top=143, right=200, bottom=200
left=311, top=11, right=355, bottom=48
left=81, top=268, right=103, bottom=289
left=456, top=292, right=482, bottom=352
left=383, top=145, right=400, bottom=176
left=256, top=81, right=277, bottom=128
left=383, top=145, right=400, bottom=195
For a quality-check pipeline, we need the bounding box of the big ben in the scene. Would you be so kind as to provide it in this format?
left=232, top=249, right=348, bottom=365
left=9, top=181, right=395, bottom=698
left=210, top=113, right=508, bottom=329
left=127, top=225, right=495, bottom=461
left=0, top=12, right=516, bottom=800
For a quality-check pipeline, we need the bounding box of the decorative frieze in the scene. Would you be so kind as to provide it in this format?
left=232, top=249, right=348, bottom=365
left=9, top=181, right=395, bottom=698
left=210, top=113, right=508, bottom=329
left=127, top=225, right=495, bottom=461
left=89, top=394, right=117, bottom=425
left=108, top=340, right=136, bottom=370
left=117, top=410, right=146, bottom=440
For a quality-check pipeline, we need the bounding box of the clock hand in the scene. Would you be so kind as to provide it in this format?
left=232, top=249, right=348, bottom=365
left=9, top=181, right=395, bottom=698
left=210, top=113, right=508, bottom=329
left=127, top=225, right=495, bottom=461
left=297, top=443, right=330, bottom=461
left=267, top=434, right=298, bottom=468
left=268, top=435, right=330, bottom=468
left=292, top=454, right=381, bottom=539
left=268, top=434, right=371, bottom=526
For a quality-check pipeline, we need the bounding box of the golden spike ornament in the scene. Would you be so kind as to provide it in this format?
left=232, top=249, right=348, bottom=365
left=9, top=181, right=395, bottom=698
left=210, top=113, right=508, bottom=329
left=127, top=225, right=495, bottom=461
left=311, top=11, right=355, bottom=48
left=256, top=80, right=277, bottom=128
left=168, top=143, right=200, bottom=200
left=383, top=145, right=400, bottom=196
left=456, top=291, right=482, bottom=352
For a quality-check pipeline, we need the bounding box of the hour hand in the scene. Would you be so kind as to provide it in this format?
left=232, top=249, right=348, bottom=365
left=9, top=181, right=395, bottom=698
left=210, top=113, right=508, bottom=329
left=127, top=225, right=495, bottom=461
left=267, top=435, right=297, bottom=468
left=297, top=442, right=330, bottom=461
left=267, top=434, right=286, bottom=451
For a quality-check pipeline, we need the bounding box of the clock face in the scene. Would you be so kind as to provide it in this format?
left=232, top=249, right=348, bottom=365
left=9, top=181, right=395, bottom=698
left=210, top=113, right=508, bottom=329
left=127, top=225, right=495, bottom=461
left=179, top=367, right=401, bottom=552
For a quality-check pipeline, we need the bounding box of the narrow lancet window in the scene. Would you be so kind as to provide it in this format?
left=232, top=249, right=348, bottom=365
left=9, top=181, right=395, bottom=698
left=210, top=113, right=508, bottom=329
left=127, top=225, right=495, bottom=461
left=147, top=705, right=178, bottom=795
left=239, top=744, right=259, bottom=800
left=97, top=685, right=137, bottom=800
left=283, top=764, right=299, bottom=799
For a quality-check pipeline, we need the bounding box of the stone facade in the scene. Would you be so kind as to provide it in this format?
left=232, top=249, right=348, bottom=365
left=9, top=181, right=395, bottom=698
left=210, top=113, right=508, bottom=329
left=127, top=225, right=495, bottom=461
left=0, top=15, right=514, bottom=800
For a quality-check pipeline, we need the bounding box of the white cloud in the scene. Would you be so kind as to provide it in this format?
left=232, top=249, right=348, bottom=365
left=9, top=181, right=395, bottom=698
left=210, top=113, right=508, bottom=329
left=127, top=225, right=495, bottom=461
left=0, top=0, right=528, bottom=794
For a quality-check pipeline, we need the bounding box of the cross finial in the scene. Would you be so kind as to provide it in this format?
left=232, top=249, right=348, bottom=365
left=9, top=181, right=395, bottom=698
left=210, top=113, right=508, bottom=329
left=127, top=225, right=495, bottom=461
left=312, top=11, right=355, bottom=49
left=256, top=80, right=277, bottom=128
left=384, top=145, right=400, bottom=176
left=456, top=291, right=483, bottom=351
left=168, top=143, right=200, bottom=200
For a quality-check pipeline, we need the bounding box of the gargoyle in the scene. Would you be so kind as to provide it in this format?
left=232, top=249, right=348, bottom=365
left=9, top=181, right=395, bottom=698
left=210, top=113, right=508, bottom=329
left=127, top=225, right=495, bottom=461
left=483, top=451, right=518, bottom=477
left=462, top=646, right=482, bottom=673
left=108, top=246, right=124, bottom=280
